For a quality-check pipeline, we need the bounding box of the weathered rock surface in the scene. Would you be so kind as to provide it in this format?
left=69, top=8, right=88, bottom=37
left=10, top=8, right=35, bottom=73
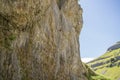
left=0, top=0, right=87, bottom=80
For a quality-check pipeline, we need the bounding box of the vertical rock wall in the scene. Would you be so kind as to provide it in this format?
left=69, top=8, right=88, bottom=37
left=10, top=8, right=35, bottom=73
left=0, top=0, right=87, bottom=80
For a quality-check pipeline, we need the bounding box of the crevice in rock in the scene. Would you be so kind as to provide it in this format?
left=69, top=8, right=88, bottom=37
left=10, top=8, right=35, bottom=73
left=56, top=0, right=65, bottom=10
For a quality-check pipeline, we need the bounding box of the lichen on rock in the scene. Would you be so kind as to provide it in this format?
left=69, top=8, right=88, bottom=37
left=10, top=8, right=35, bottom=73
left=0, top=0, right=87, bottom=80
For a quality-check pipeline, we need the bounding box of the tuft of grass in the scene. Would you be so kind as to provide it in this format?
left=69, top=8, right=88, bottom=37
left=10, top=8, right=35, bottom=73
left=9, top=34, right=16, bottom=41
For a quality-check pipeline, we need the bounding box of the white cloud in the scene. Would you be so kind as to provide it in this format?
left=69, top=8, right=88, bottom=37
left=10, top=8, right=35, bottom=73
left=81, top=58, right=95, bottom=63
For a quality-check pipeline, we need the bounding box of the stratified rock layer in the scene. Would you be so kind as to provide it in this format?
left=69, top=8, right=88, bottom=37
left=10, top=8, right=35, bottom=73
left=107, top=41, right=120, bottom=51
left=0, top=0, right=87, bottom=80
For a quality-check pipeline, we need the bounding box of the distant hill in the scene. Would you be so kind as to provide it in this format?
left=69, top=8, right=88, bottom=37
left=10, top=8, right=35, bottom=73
left=87, top=42, right=120, bottom=80
left=107, top=41, right=120, bottom=51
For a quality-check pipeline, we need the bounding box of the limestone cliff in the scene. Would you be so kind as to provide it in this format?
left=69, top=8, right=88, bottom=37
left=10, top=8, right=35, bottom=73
left=0, top=0, right=87, bottom=80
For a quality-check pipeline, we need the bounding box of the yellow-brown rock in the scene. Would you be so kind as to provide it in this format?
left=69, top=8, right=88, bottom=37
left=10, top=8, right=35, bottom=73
left=0, top=0, right=87, bottom=80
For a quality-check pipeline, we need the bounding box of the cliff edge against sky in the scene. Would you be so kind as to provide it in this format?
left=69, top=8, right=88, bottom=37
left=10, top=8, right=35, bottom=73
left=0, top=0, right=88, bottom=80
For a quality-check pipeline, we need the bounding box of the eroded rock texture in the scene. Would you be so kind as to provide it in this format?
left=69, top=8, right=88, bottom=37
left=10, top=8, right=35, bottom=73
left=0, top=0, right=87, bottom=80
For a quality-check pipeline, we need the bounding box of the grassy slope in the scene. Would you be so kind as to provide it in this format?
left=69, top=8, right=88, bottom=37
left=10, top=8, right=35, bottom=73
left=83, top=64, right=111, bottom=80
left=87, top=48, right=120, bottom=80
left=96, top=66, right=120, bottom=80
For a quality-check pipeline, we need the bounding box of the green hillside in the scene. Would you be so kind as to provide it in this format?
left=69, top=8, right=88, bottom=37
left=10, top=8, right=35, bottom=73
left=87, top=48, right=120, bottom=80
left=83, top=64, right=111, bottom=80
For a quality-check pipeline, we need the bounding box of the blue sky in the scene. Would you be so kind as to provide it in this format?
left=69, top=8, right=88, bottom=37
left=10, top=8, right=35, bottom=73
left=79, top=0, right=120, bottom=58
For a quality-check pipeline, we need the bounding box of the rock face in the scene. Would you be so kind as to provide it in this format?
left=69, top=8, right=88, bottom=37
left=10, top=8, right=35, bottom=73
left=0, top=0, right=87, bottom=80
